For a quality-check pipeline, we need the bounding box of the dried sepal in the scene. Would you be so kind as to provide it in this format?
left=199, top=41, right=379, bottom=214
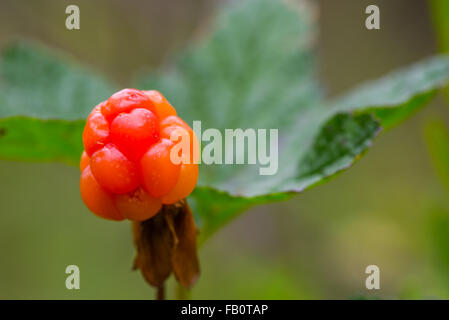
left=132, top=211, right=174, bottom=288
left=169, top=202, right=200, bottom=288
left=132, top=200, right=200, bottom=294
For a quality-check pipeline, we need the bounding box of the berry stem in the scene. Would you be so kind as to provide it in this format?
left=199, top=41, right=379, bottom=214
left=156, top=285, right=165, bottom=300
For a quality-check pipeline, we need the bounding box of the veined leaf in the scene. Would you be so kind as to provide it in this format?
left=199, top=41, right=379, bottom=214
left=137, top=0, right=449, bottom=239
left=0, top=117, right=84, bottom=166
left=0, top=42, right=115, bottom=164
left=430, top=0, right=449, bottom=101
left=1, top=0, right=449, bottom=241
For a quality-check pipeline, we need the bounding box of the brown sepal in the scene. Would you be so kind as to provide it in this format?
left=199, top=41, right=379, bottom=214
left=132, top=200, right=200, bottom=291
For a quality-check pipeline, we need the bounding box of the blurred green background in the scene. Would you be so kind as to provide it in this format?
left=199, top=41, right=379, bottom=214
left=1, top=0, right=449, bottom=299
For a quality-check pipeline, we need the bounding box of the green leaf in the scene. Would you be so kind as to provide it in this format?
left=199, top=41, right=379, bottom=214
left=0, top=42, right=115, bottom=164
left=0, top=117, right=84, bottom=166
left=1, top=0, right=449, bottom=242
left=430, top=0, right=449, bottom=101
left=190, top=187, right=292, bottom=243
left=136, top=0, right=449, bottom=239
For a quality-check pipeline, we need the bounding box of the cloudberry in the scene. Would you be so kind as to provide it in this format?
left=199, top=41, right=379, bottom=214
left=80, top=88, right=199, bottom=221
left=80, top=166, right=124, bottom=221
left=143, top=90, right=177, bottom=120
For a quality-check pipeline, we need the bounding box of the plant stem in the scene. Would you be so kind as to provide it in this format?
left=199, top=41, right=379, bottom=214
left=156, top=285, right=165, bottom=300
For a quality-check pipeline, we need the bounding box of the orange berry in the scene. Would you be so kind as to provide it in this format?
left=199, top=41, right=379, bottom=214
left=83, top=102, right=110, bottom=156
left=143, top=90, right=177, bottom=120
left=80, top=89, right=199, bottom=222
left=160, top=115, right=190, bottom=131
left=80, top=151, right=90, bottom=172
left=90, top=144, right=140, bottom=194
left=162, top=163, right=199, bottom=204
left=110, top=108, right=160, bottom=161
left=161, top=126, right=199, bottom=164
left=160, top=116, right=199, bottom=163
left=101, top=88, right=157, bottom=122
left=140, top=138, right=181, bottom=197
left=115, top=187, right=162, bottom=221
left=80, top=165, right=124, bottom=221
